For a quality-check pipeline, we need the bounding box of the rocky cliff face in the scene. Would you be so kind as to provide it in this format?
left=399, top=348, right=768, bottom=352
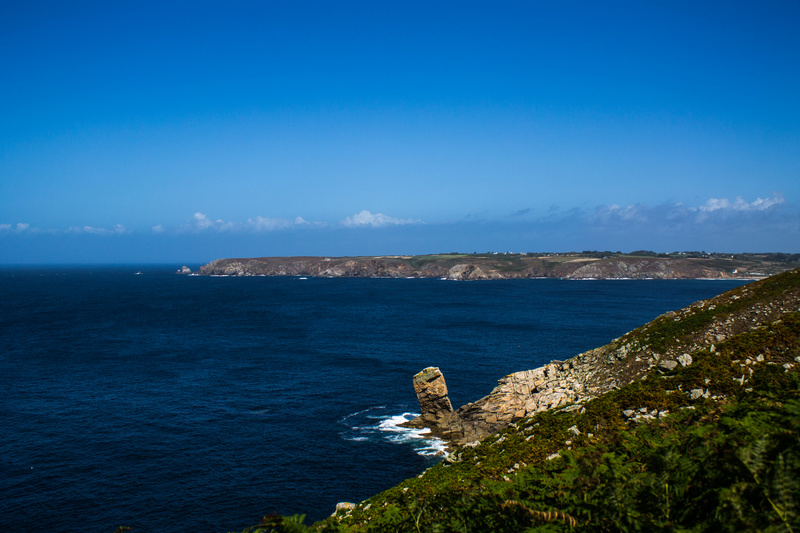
left=562, top=259, right=732, bottom=279
left=199, top=257, right=425, bottom=278
left=196, top=255, right=755, bottom=280
left=405, top=268, right=800, bottom=447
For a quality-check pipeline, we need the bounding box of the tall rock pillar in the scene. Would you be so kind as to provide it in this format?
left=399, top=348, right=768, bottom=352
left=412, top=367, right=454, bottom=422
left=402, top=367, right=463, bottom=444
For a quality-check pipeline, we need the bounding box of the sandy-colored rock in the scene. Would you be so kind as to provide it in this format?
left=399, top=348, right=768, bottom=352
left=403, top=271, right=800, bottom=447
left=411, top=367, right=453, bottom=415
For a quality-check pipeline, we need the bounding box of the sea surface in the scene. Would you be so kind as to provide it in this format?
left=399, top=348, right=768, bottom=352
left=0, top=266, right=749, bottom=532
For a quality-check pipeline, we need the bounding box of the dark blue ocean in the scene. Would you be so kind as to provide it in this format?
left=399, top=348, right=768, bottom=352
left=0, top=266, right=749, bottom=532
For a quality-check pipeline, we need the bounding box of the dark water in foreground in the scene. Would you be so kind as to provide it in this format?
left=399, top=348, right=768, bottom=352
left=0, top=266, right=748, bottom=532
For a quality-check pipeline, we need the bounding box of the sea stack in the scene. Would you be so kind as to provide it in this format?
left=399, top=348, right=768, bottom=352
left=412, top=367, right=454, bottom=422
left=401, top=367, right=464, bottom=443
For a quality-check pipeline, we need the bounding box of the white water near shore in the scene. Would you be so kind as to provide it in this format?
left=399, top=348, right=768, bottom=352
left=340, top=407, right=447, bottom=457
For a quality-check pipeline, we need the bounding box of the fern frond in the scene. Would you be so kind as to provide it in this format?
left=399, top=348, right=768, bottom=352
left=501, top=500, right=579, bottom=527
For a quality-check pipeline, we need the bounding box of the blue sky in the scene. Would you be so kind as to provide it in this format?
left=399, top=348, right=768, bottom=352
left=1, top=1, right=799, bottom=263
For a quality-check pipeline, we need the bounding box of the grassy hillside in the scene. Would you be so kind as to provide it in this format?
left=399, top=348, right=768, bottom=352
left=235, top=270, right=800, bottom=533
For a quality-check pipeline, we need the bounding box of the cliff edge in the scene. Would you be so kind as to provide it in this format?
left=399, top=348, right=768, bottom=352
left=317, top=267, right=800, bottom=532
left=404, top=268, right=800, bottom=447
left=232, top=268, right=800, bottom=532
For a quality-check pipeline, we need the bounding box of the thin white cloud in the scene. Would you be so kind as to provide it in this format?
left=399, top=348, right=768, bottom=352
left=246, top=216, right=292, bottom=232
left=698, top=193, right=784, bottom=213
left=184, top=212, right=238, bottom=232
left=180, top=210, right=414, bottom=232
left=82, top=226, right=114, bottom=235
left=182, top=212, right=320, bottom=233
left=152, top=224, right=165, bottom=233
left=519, top=193, right=789, bottom=230
left=341, top=210, right=422, bottom=228
left=0, top=222, right=32, bottom=233
left=244, top=215, right=322, bottom=231
left=192, top=212, right=216, bottom=230
left=590, top=204, right=647, bottom=224
left=62, top=224, right=126, bottom=235
left=492, top=192, right=796, bottom=252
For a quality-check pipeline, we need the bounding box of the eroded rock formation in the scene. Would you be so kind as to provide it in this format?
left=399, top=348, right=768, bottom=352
left=407, top=270, right=800, bottom=447
left=411, top=367, right=453, bottom=418
left=401, top=367, right=465, bottom=442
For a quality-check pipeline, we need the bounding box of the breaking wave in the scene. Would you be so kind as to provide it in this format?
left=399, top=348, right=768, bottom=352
left=340, top=407, right=447, bottom=457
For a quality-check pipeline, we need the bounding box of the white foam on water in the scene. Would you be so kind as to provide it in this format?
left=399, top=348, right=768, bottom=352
left=376, top=412, right=419, bottom=432
left=340, top=408, right=448, bottom=457
left=376, top=413, right=448, bottom=457
left=341, top=406, right=387, bottom=429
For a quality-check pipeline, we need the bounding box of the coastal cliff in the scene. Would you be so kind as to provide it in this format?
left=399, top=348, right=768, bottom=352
left=231, top=268, right=800, bottom=532
left=274, top=269, right=800, bottom=532
left=403, top=267, right=800, bottom=447
left=256, top=267, right=799, bottom=533
left=196, top=252, right=799, bottom=280
left=309, top=268, right=800, bottom=532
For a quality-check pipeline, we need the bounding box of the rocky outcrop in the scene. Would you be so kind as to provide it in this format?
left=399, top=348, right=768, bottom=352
left=318, top=259, right=418, bottom=278
left=564, top=259, right=734, bottom=279
left=408, top=268, right=800, bottom=447
left=446, top=264, right=488, bottom=280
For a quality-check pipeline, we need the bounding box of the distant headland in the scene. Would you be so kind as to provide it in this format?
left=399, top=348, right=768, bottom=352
left=186, top=251, right=800, bottom=280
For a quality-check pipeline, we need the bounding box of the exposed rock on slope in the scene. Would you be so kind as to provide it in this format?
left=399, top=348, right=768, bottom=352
left=404, top=268, right=800, bottom=446
left=328, top=310, right=800, bottom=532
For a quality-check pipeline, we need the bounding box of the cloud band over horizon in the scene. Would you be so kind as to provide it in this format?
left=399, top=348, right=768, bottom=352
left=1, top=194, right=797, bottom=263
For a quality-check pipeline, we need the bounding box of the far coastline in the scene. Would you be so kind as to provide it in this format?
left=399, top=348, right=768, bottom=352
left=184, top=251, right=800, bottom=281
